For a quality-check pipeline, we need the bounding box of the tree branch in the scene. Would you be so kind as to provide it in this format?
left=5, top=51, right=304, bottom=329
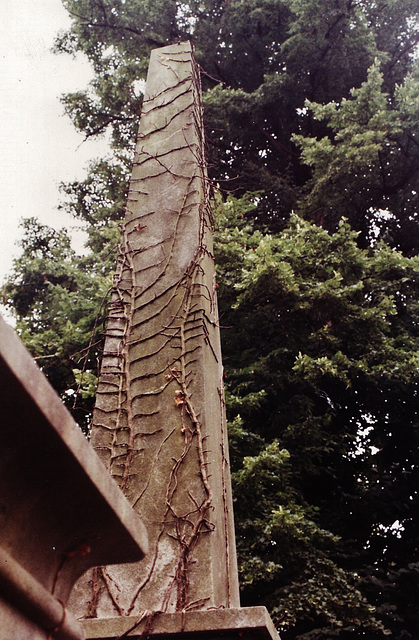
left=66, top=8, right=164, bottom=47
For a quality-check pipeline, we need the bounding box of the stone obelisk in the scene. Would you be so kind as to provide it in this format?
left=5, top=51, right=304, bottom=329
left=70, top=41, right=280, bottom=640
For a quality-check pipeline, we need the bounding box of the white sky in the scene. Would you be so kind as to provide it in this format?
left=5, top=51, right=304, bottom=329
left=0, top=0, right=110, bottom=284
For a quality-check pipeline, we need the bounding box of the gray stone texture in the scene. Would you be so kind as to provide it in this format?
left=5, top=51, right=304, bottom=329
left=71, top=41, right=280, bottom=640
left=82, top=607, right=280, bottom=639
left=0, top=315, right=147, bottom=640
left=70, top=42, right=240, bottom=620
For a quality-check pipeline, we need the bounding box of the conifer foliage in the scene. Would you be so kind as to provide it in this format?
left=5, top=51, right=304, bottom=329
left=2, top=1, right=419, bottom=637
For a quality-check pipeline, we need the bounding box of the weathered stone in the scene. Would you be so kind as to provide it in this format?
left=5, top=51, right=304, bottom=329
left=70, top=41, right=239, bottom=620
left=82, top=607, right=279, bottom=639
left=70, top=41, right=281, bottom=640
left=0, top=315, right=147, bottom=639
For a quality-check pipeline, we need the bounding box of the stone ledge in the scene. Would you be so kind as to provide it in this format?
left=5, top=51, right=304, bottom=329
left=0, top=315, right=148, bottom=589
left=82, top=607, right=281, bottom=640
left=0, top=315, right=148, bottom=639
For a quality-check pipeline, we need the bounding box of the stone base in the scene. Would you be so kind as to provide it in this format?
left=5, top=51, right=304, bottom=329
left=82, top=607, right=281, bottom=640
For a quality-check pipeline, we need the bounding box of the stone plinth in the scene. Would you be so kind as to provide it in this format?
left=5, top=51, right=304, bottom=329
left=0, top=315, right=148, bottom=640
left=82, top=607, right=279, bottom=640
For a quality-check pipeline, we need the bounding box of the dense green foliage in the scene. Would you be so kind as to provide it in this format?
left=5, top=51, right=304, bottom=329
left=55, top=0, right=419, bottom=249
left=215, top=201, right=418, bottom=637
left=2, top=1, right=419, bottom=637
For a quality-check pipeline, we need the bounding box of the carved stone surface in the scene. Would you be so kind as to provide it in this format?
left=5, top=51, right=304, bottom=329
left=0, top=315, right=147, bottom=640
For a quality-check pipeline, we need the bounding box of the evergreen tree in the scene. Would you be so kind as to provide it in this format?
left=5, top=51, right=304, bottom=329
left=2, top=1, right=418, bottom=637
left=214, top=200, right=418, bottom=637
left=55, top=0, right=419, bottom=248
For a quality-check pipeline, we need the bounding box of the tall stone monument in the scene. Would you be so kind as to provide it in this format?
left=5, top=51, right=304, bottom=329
left=71, top=41, right=280, bottom=640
